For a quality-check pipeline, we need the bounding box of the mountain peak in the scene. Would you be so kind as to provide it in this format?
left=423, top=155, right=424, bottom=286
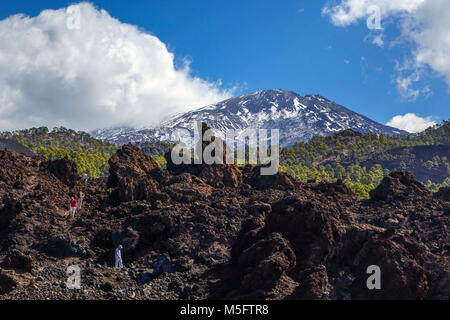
left=93, top=89, right=406, bottom=146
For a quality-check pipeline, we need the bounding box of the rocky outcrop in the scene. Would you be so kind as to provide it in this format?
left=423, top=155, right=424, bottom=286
left=350, top=232, right=430, bottom=299
left=108, top=143, right=159, bottom=187
left=308, top=179, right=355, bottom=197
left=265, top=194, right=351, bottom=268
left=246, top=165, right=294, bottom=190
left=43, top=157, right=80, bottom=187
left=370, top=171, right=431, bottom=202
left=1, top=250, right=33, bottom=273
left=37, top=237, right=89, bottom=258
left=107, top=143, right=162, bottom=203
left=225, top=232, right=296, bottom=299
left=290, top=265, right=330, bottom=300
left=0, top=270, right=17, bottom=294
left=238, top=233, right=296, bottom=291
left=165, top=123, right=243, bottom=188
left=197, top=164, right=242, bottom=188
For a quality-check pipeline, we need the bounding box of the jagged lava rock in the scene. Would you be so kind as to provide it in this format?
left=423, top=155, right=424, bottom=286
left=107, top=143, right=162, bottom=203
left=370, top=171, right=431, bottom=202
left=0, top=135, right=448, bottom=300
left=43, top=157, right=80, bottom=187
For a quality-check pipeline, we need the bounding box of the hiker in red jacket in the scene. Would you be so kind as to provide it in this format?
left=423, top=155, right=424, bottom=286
left=69, top=197, right=78, bottom=219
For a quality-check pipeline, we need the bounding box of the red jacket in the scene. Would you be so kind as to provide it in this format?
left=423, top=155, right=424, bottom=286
left=70, top=199, right=78, bottom=208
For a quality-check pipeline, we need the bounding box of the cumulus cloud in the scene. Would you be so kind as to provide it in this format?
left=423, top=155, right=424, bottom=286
left=386, top=113, right=436, bottom=133
left=0, top=2, right=233, bottom=132
left=322, top=0, right=450, bottom=99
left=406, top=0, right=450, bottom=87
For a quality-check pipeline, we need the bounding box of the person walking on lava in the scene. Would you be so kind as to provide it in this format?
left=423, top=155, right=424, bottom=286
left=69, top=196, right=77, bottom=219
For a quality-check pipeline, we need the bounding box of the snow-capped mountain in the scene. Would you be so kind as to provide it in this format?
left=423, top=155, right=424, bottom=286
left=93, top=89, right=406, bottom=147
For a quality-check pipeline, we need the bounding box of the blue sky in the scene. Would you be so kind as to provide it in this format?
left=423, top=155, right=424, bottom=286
left=0, top=0, right=448, bottom=132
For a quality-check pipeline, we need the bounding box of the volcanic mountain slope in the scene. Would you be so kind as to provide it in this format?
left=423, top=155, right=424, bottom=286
left=358, top=145, right=450, bottom=183
left=0, top=126, right=448, bottom=300
left=280, top=122, right=450, bottom=185
left=93, top=89, right=405, bottom=147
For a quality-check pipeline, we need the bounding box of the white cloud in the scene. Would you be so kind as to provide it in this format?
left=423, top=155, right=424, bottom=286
left=393, top=59, right=431, bottom=100
left=322, top=0, right=450, bottom=97
left=322, top=0, right=425, bottom=27
left=386, top=113, right=436, bottom=133
left=363, top=33, right=384, bottom=47
left=406, top=0, right=450, bottom=87
left=372, top=34, right=384, bottom=47
left=394, top=72, right=431, bottom=101
left=0, top=3, right=233, bottom=132
left=395, top=75, right=420, bottom=100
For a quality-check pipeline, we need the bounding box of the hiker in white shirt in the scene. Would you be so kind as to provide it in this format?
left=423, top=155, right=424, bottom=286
left=77, top=191, right=84, bottom=211
left=115, top=245, right=123, bottom=269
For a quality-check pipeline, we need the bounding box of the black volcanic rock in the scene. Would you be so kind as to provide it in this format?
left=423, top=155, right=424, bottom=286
left=369, top=171, right=431, bottom=202
left=1, top=250, right=33, bottom=273
left=108, top=143, right=159, bottom=188
left=236, top=233, right=296, bottom=295
left=289, top=265, right=330, bottom=300
left=165, top=123, right=242, bottom=188
left=0, top=142, right=448, bottom=300
left=435, top=187, right=450, bottom=202
left=0, top=270, right=17, bottom=294
left=107, top=143, right=162, bottom=203
left=349, top=232, right=429, bottom=300
left=43, top=157, right=80, bottom=187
